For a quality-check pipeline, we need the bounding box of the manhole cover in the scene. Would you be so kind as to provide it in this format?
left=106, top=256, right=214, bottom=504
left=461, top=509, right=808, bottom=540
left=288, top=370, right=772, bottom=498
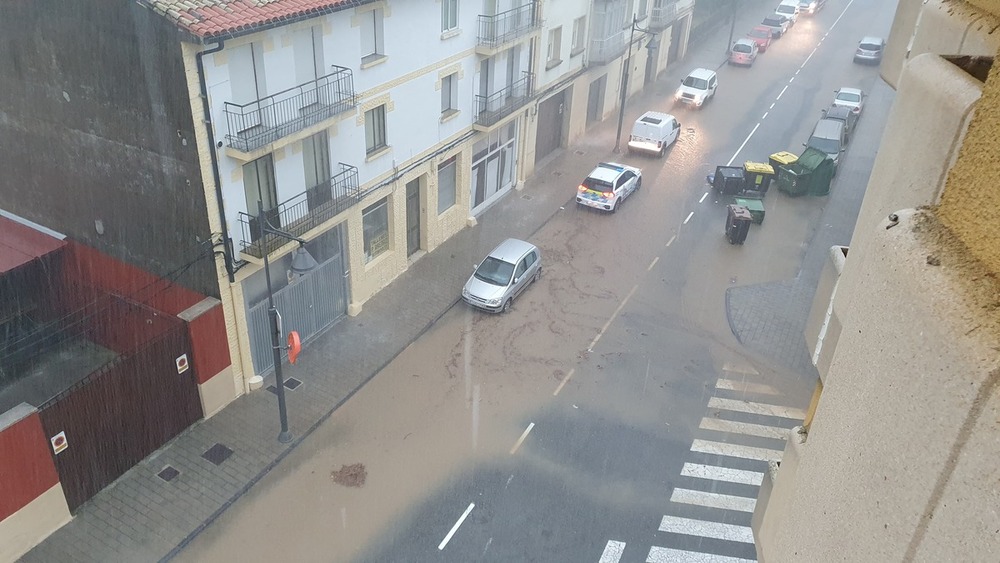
left=575, top=150, right=585, bottom=155
left=202, top=443, right=234, bottom=466
left=285, top=377, right=303, bottom=390
left=157, top=466, right=180, bottom=482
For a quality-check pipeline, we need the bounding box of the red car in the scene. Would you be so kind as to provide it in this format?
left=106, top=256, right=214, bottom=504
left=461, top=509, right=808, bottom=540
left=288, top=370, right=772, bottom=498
left=748, top=26, right=773, bottom=53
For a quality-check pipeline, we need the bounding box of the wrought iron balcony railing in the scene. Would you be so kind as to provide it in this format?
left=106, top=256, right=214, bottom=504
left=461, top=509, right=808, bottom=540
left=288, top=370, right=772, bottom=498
left=224, top=66, right=357, bottom=153
left=238, top=163, right=360, bottom=258
left=650, top=0, right=680, bottom=29
left=588, top=32, right=627, bottom=65
left=474, top=73, right=534, bottom=128
left=477, top=2, right=539, bottom=49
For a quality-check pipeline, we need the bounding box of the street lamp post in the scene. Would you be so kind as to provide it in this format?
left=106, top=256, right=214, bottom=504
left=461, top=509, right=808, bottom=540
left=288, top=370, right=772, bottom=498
left=614, top=16, right=659, bottom=154
left=257, top=201, right=318, bottom=443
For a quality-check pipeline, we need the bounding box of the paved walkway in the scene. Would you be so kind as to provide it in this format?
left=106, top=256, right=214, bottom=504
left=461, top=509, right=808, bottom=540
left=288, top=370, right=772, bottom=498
left=18, top=3, right=786, bottom=562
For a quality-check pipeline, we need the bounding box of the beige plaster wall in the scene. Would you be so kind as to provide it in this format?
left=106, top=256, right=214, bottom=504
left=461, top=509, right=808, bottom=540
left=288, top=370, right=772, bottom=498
left=0, top=484, right=71, bottom=562
left=769, top=209, right=1000, bottom=562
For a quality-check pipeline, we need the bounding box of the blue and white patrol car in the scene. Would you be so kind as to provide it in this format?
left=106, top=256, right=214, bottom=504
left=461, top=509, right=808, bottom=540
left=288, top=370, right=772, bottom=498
left=576, top=162, right=643, bottom=213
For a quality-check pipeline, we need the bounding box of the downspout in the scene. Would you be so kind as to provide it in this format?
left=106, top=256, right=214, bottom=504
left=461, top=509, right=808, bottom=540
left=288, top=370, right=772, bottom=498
left=195, top=39, right=235, bottom=283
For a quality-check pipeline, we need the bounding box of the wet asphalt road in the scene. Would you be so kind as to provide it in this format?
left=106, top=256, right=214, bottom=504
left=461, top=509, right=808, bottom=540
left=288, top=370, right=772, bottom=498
left=177, top=1, right=898, bottom=562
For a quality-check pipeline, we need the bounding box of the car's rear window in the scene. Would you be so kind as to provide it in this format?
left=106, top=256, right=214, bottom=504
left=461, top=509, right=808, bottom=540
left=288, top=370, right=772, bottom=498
left=837, top=92, right=861, bottom=103
left=582, top=177, right=613, bottom=192
left=776, top=5, right=795, bottom=14
left=859, top=42, right=882, bottom=51
left=733, top=43, right=752, bottom=53
left=682, top=76, right=709, bottom=89
left=762, top=17, right=781, bottom=26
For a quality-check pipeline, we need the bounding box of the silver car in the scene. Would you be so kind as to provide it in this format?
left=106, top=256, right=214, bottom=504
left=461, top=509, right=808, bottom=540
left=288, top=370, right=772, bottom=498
left=854, top=36, right=885, bottom=64
left=462, top=239, right=541, bottom=313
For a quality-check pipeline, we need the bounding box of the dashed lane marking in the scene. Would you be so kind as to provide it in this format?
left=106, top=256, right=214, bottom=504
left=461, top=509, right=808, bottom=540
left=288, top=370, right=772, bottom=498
left=666, top=235, right=676, bottom=247
left=726, top=122, right=760, bottom=166
left=553, top=368, right=575, bottom=396
left=699, top=192, right=708, bottom=203
left=509, top=423, right=535, bottom=455
left=439, top=503, right=475, bottom=550
left=648, top=256, right=660, bottom=271
left=683, top=211, right=694, bottom=224
left=588, top=284, right=639, bottom=351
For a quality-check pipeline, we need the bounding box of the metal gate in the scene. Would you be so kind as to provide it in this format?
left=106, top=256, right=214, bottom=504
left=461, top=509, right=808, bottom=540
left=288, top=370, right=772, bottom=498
left=534, top=90, right=565, bottom=164
left=246, top=251, right=348, bottom=375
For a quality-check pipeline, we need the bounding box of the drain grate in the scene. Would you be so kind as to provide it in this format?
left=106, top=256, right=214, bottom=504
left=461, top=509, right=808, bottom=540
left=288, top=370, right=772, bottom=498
left=202, top=443, right=234, bottom=466
left=266, top=377, right=303, bottom=394
left=157, top=466, right=180, bottom=482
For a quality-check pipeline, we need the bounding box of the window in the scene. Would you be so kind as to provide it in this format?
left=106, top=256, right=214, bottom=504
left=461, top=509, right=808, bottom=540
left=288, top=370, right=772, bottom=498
left=441, top=0, right=458, bottom=32
left=437, top=156, right=457, bottom=214
left=362, top=198, right=390, bottom=263
left=303, top=131, right=331, bottom=210
left=571, top=17, right=586, bottom=56
left=441, top=73, right=458, bottom=114
left=365, top=105, right=387, bottom=154
left=243, top=154, right=279, bottom=239
left=360, top=8, right=385, bottom=63
left=547, top=27, right=562, bottom=69
left=638, top=0, right=648, bottom=18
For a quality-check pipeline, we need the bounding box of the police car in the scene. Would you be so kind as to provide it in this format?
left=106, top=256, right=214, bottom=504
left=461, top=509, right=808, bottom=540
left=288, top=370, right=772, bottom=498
left=576, top=162, right=643, bottom=213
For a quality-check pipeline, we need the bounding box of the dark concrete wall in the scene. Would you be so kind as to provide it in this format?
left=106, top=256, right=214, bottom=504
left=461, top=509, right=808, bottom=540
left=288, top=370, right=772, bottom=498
left=0, top=0, right=219, bottom=298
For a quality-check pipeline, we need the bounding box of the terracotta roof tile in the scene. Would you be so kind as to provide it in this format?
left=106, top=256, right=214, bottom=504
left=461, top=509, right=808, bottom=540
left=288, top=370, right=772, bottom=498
left=137, top=0, right=362, bottom=39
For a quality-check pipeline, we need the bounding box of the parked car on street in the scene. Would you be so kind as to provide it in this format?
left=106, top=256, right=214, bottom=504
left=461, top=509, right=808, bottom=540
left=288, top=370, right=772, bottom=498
left=797, top=0, right=826, bottom=15
left=576, top=162, right=642, bottom=213
left=729, top=38, right=759, bottom=66
left=821, top=104, right=859, bottom=142
left=748, top=25, right=773, bottom=53
left=761, top=15, right=790, bottom=39
left=833, top=87, right=866, bottom=114
left=854, top=36, right=886, bottom=64
left=774, top=0, right=800, bottom=25
left=628, top=111, right=680, bottom=157
left=462, top=239, right=541, bottom=313
left=805, top=118, right=847, bottom=171
left=674, top=68, right=718, bottom=108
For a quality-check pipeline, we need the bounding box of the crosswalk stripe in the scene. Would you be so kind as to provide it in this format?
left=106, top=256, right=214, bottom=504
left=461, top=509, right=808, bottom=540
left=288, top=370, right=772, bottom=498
left=658, top=515, right=754, bottom=544
left=708, top=397, right=805, bottom=420
left=721, top=362, right=759, bottom=375
left=681, top=463, right=764, bottom=486
left=691, top=439, right=783, bottom=462
left=647, top=546, right=755, bottom=563
left=670, top=488, right=757, bottom=512
left=699, top=417, right=791, bottom=440
left=715, top=378, right=779, bottom=395
left=598, top=540, right=626, bottom=563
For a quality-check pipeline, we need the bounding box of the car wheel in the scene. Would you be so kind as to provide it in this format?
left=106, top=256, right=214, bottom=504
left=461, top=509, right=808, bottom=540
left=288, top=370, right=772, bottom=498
left=501, top=298, right=512, bottom=313
left=636, top=177, right=643, bottom=190
left=610, top=199, right=618, bottom=213
left=533, top=268, right=541, bottom=283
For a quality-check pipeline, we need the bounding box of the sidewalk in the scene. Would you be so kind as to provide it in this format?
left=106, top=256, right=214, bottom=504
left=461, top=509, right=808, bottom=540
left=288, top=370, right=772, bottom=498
left=20, top=4, right=776, bottom=562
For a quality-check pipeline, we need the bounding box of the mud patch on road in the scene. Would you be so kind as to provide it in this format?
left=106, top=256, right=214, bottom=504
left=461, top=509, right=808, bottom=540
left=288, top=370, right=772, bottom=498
left=331, top=463, right=367, bottom=487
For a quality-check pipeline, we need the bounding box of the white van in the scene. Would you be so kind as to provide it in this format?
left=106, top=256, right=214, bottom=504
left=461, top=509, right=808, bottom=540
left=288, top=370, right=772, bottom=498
left=628, top=111, right=680, bottom=157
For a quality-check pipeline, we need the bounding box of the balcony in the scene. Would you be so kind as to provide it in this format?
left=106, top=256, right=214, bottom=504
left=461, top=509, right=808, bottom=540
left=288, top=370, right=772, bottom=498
left=588, top=32, right=627, bottom=65
left=238, top=163, right=360, bottom=259
left=474, top=73, right=533, bottom=130
left=476, top=2, right=540, bottom=55
left=224, top=66, right=357, bottom=154
left=649, top=0, right=679, bottom=30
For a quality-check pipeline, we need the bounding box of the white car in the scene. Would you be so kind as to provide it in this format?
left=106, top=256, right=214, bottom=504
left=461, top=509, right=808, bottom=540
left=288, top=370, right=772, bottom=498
left=833, top=87, right=866, bottom=114
left=674, top=68, right=718, bottom=108
left=775, top=1, right=799, bottom=25
left=576, top=162, right=642, bottom=213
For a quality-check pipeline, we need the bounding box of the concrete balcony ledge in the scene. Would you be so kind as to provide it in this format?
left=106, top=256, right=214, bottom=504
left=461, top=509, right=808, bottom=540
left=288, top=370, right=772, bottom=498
left=804, top=245, right=848, bottom=381
left=753, top=425, right=808, bottom=563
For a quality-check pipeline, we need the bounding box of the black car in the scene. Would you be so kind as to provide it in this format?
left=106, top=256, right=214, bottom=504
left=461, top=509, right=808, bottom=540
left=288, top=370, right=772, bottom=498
left=822, top=105, right=859, bottom=142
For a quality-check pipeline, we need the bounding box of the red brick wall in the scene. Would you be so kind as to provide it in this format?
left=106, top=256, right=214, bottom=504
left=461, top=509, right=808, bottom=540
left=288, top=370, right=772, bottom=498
left=0, top=411, right=60, bottom=520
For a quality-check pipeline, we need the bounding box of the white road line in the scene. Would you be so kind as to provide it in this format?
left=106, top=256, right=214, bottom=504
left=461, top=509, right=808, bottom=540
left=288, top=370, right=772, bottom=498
left=665, top=235, right=676, bottom=247
left=553, top=367, right=575, bottom=396
left=788, top=76, right=795, bottom=83
left=680, top=463, right=764, bottom=486
left=670, top=488, right=757, bottom=513
left=776, top=85, right=789, bottom=100
left=647, top=546, right=755, bottom=563
left=658, top=515, right=754, bottom=544
left=768, top=102, right=775, bottom=109
left=802, top=47, right=818, bottom=66
left=699, top=417, right=790, bottom=441
left=715, top=378, right=778, bottom=395
left=725, top=122, right=760, bottom=166
left=691, top=439, right=783, bottom=462
left=588, top=284, right=638, bottom=351
left=830, top=0, right=856, bottom=31
left=683, top=211, right=694, bottom=224
left=648, top=256, right=660, bottom=271
left=721, top=362, right=759, bottom=375
left=699, top=191, right=708, bottom=203
left=509, top=422, right=535, bottom=454
left=599, top=540, right=627, bottom=563
left=761, top=111, right=768, bottom=120
left=708, top=397, right=806, bottom=420
left=438, top=503, right=475, bottom=550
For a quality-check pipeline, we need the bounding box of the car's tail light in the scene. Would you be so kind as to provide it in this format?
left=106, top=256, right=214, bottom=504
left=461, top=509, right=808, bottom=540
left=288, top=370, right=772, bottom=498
left=578, top=184, right=587, bottom=192
left=657, top=141, right=663, bottom=148
left=852, top=107, right=860, bottom=113
left=603, top=191, right=613, bottom=198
